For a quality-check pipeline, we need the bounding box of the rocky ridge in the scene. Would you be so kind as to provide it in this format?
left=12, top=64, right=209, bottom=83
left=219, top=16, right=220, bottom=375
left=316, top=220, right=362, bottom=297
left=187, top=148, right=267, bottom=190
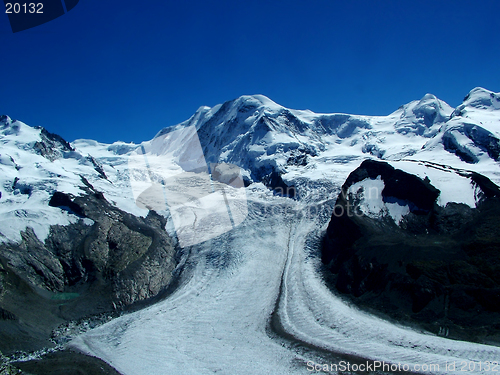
left=322, top=159, right=500, bottom=344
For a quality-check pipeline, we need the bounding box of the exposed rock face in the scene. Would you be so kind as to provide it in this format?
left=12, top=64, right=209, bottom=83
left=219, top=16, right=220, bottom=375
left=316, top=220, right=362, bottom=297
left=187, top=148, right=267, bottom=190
left=33, top=127, right=75, bottom=161
left=322, top=159, right=500, bottom=343
left=0, top=177, right=177, bottom=354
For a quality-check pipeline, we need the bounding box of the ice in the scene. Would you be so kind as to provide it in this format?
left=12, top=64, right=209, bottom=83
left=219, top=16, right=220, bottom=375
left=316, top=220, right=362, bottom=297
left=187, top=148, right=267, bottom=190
left=2, top=89, right=500, bottom=374
left=71, top=192, right=500, bottom=375
left=348, top=176, right=386, bottom=218
left=71, top=197, right=306, bottom=375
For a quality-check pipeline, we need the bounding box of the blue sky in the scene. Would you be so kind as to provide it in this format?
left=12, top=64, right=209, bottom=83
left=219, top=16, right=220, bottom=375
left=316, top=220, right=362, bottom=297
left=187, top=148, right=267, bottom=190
left=1, top=0, right=499, bottom=143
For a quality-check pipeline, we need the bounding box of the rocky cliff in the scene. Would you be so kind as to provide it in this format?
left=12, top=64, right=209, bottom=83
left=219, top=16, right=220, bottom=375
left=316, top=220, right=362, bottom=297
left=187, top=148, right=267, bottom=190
left=0, top=178, right=177, bottom=355
left=322, top=159, right=500, bottom=344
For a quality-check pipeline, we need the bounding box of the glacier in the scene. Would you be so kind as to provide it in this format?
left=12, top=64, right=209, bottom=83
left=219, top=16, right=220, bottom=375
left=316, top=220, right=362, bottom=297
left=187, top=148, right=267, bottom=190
left=2, top=88, right=500, bottom=374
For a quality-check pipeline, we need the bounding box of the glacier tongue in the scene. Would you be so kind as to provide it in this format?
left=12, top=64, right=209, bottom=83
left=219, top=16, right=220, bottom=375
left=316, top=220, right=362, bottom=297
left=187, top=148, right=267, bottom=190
left=3, top=88, right=500, bottom=373
left=71, top=197, right=305, bottom=375
left=68, top=90, right=500, bottom=374
left=71, top=192, right=500, bottom=375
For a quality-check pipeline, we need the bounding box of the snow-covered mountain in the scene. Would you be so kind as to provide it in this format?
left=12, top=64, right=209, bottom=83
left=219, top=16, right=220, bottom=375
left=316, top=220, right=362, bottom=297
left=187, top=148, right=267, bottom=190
left=143, top=87, right=500, bottom=203
left=2, top=87, right=500, bottom=374
left=2, top=87, right=500, bottom=245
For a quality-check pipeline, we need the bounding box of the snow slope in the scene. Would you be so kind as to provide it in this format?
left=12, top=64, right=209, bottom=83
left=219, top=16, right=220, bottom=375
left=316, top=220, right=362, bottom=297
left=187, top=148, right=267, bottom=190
left=72, top=192, right=500, bottom=375
left=0, top=116, right=97, bottom=243
left=0, top=115, right=144, bottom=244
left=3, top=88, right=500, bottom=244
left=2, top=88, right=500, bottom=374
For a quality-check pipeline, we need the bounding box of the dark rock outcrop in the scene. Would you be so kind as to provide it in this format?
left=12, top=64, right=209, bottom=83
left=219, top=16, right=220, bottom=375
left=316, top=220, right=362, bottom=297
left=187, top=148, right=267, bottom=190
left=13, top=350, right=122, bottom=375
left=33, top=126, right=75, bottom=161
left=322, top=159, right=500, bottom=344
left=261, top=170, right=296, bottom=198
left=0, top=177, right=178, bottom=355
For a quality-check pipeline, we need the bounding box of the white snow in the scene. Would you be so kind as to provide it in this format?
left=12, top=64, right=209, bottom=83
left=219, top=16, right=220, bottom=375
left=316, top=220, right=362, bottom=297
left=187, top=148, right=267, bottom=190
left=390, top=161, right=478, bottom=208
left=349, top=176, right=387, bottom=217
left=71, top=192, right=500, bottom=375
left=0, top=120, right=88, bottom=243
left=3, top=89, right=500, bottom=374
left=347, top=176, right=412, bottom=224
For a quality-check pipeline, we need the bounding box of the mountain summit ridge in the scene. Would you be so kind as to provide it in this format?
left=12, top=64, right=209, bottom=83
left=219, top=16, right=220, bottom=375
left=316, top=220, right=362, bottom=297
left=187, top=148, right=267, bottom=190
left=1, top=87, right=500, bottom=245
left=2, top=87, right=500, bottom=369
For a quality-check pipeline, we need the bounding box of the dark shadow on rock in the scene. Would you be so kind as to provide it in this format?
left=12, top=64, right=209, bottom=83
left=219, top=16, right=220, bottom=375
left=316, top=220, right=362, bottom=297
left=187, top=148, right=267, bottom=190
left=0, top=176, right=178, bottom=356
left=13, top=349, right=121, bottom=375
left=322, top=159, right=500, bottom=344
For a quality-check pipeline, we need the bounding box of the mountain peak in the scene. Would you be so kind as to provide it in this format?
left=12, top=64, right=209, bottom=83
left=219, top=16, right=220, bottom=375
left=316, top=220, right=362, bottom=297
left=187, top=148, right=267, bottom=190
left=462, top=87, right=500, bottom=110
left=244, top=94, right=280, bottom=107
left=450, top=87, right=500, bottom=119
left=420, top=93, right=438, bottom=101
left=229, top=94, right=283, bottom=113
left=0, top=115, right=13, bottom=127
left=394, top=92, right=453, bottom=136
left=413, top=92, right=452, bottom=120
left=0, top=114, right=11, bottom=121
